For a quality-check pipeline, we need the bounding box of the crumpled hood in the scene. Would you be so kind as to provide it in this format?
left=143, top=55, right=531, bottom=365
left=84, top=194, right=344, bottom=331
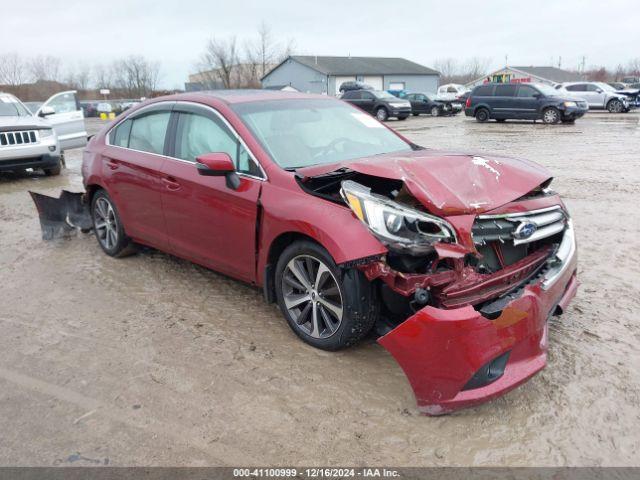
left=299, top=149, right=552, bottom=216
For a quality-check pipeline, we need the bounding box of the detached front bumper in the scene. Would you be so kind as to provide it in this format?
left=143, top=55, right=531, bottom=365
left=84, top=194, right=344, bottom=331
left=378, top=222, right=578, bottom=415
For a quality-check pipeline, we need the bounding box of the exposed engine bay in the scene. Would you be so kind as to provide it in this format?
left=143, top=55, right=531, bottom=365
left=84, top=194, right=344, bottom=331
left=298, top=169, right=568, bottom=328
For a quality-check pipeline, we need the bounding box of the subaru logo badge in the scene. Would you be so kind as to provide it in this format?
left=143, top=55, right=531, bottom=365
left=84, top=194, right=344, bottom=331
left=513, top=221, right=537, bottom=240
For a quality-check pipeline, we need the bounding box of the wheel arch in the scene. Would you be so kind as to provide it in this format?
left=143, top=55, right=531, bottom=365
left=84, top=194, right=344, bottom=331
left=262, top=232, right=329, bottom=303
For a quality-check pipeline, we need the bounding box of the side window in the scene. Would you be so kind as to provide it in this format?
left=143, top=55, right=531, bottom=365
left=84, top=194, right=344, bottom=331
left=175, top=112, right=260, bottom=176
left=342, top=91, right=357, bottom=99
left=474, top=85, right=493, bottom=96
left=361, top=92, right=374, bottom=100
left=566, top=84, right=584, bottom=92
left=109, top=119, right=132, bottom=147
left=447, top=86, right=457, bottom=93
left=586, top=84, right=600, bottom=92
left=517, top=86, right=538, bottom=98
left=406, top=94, right=415, bottom=101
left=495, top=84, right=517, bottom=97
left=46, top=92, right=78, bottom=114
left=129, top=112, right=171, bottom=155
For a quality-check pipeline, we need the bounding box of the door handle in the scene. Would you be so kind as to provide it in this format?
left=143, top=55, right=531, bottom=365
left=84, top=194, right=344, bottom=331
left=106, top=160, right=119, bottom=170
left=162, top=176, right=181, bottom=191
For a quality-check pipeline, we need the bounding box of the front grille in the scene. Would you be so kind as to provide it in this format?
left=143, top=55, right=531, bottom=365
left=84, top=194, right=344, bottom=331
left=472, top=206, right=567, bottom=247
left=0, top=130, right=38, bottom=147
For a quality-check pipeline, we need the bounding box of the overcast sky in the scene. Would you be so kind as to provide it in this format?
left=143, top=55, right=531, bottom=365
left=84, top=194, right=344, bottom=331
left=2, top=0, right=639, bottom=89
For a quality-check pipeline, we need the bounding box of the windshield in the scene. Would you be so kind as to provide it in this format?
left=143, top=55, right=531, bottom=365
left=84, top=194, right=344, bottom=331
left=0, top=94, right=31, bottom=116
left=372, top=91, right=395, bottom=99
left=232, top=98, right=412, bottom=169
left=534, top=84, right=559, bottom=96
left=597, top=82, right=615, bottom=92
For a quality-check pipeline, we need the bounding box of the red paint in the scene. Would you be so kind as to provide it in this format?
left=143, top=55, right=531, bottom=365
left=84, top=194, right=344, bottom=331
left=82, top=91, right=578, bottom=415
left=196, top=152, right=235, bottom=172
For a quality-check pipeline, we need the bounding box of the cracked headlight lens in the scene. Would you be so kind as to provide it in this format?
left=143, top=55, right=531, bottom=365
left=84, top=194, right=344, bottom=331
left=340, top=179, right=457, bottom=254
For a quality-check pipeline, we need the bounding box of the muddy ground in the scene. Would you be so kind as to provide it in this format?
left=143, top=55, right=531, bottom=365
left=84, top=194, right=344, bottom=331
left=1, top=113, right=639, bottom=467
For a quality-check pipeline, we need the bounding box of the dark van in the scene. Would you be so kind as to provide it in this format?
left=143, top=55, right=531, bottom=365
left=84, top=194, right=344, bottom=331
left=464, top=83, right=588, bottom=124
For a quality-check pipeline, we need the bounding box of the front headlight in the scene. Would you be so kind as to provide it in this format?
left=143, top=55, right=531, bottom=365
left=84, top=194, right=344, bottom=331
left=39, top=129, right=54, bottom=138
left=340, top=180, right=457, bottom=254
left=563, top=101, right=577, bottom=107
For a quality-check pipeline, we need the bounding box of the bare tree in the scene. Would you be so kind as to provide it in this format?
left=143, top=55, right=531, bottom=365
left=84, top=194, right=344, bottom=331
left=112, top=56, right=161, bottom=98
left=63, top=62, right=92, bottom=90
left=200, top=36, right=238, bottom=88
left=93, top=63, right=114, bottom=90
left=434, top=57, right=491, bottom=84
left=0, top=53, right=30, bottom=86
left=627, top=58, right=640, bottom=77
left=29, top=55, right=62, bottom=82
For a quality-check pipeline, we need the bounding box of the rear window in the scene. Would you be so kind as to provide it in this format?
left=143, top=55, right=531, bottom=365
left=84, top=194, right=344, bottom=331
left=474, top=85, right=494, bottom=96
left=495, top=85, right=517, bottom=97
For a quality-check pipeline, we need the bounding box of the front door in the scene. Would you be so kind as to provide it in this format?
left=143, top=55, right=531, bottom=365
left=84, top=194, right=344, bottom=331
left=160, top=104, right=263, bottom=282
left=102, top=106, right=172, bottom=250
left=513, top=85, right=541, bottom=119
left=37, top=91, right=87, bottom=151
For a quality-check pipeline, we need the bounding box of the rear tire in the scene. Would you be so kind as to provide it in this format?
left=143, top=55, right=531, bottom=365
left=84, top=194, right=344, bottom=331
left=91, top=190, right=136, bottom=257
left=475, top=108, right=490, bottom=122
left=542, top=107, right=560, bottom=124
left=275, top=240, right=378, bottom=351
left=496, top=118, right=506, bottom=123
left=397, top=115, right=408, bottom=121
left=412, top=112, right=420, bottom=116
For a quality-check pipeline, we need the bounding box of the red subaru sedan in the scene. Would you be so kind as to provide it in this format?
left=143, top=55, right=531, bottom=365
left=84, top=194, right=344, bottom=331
left=81, top=90, right=577, bottom=414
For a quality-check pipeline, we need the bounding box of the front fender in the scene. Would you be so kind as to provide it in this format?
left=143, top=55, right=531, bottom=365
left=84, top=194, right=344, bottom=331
left=257, top=182, right=386, bottom=285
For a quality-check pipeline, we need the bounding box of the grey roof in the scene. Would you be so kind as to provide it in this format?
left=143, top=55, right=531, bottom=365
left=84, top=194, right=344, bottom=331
left=289, top=56, right=439, bottom=76
left=511, top=66, right=582, bottom=83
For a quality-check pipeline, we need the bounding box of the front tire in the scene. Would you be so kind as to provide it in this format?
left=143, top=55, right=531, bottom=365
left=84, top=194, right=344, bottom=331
left=91, top=190, right=135, bottom=257
left=376, top=107, right=388, bottom=122
left=430, top=106, right=440, bottom=117
left=607, top=99, right=623, bottom=113
left=43, top=158, right=62, bottom=176
left=275, top=241, right=378, bottom=351
left=542, top=107, right=560, bottom=124
left=475, top=108, right=490, bottom=122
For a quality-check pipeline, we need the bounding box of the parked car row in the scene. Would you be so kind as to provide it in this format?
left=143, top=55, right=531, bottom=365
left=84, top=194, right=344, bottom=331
left=79, top=100, right=140, bottom=118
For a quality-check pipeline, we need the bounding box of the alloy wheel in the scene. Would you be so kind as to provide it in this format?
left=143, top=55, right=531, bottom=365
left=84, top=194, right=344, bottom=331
left=543, top=109, right=559, bottom=124
left=281, top=255, right=343, bottom=339
left=94, top=197, right=119, bottom=250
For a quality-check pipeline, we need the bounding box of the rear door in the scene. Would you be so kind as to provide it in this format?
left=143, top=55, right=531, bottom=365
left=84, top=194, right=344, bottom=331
left=159, top=103, right=263, bottom=282
left=102, top=104, right=173, bottom=250
left=37, top=91, right=87, bottom=151
left=492, top=84, right=518, bottom=118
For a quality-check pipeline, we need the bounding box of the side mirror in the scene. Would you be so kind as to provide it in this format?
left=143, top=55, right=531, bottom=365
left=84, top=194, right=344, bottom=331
left=596, top=89, right=603, bottom=93
left=39, top=106, right=55, bottom=117
left=533, top=93, right=543, bottom=99
left=195, top=152, right=240, bottom=190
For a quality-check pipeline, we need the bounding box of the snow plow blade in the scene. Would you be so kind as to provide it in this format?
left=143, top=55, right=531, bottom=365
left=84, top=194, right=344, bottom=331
left=29, top=190, right=92, bottom=240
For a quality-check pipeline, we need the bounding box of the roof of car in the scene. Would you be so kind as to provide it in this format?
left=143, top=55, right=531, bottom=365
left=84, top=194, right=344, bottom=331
left=162, top=89, right=329, bottom=105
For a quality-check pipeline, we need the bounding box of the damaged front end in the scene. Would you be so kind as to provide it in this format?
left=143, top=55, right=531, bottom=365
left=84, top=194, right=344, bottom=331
left=300, top=163, right=578, bottom=414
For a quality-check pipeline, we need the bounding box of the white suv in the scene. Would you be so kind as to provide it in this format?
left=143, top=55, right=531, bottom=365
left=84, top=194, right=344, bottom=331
left=556, top=82, right=631, bottom=113
left=0, top=91, right=86, bottom=175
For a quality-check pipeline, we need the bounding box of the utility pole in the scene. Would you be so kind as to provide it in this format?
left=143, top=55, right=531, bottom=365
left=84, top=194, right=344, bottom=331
left=558, top=56, right=562, bottom=68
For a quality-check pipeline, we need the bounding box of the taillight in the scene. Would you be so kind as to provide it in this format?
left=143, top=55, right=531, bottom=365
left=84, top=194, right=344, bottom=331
left=465, top=97, right=471, bottom=108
